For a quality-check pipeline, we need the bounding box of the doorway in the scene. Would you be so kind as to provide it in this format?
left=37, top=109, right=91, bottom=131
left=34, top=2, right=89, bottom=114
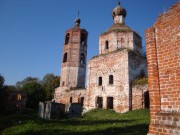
left=107, top=97, right=113, bottom=109
left=144, top=91, right=149, bottom=108
left=96, top=97, right=103, bottom=108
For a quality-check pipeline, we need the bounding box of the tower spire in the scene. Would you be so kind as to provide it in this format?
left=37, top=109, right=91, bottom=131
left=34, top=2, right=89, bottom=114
left=78, top=10, right=80, bottom=18
left=75, top=10, right=81, bottom=27
left=118, top=0, right=120, bottom=5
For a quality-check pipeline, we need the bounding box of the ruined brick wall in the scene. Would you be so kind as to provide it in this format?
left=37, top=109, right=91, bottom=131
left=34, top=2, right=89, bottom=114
left=85, top=50, right=129, bottom=113
left=7, top=91, right=27, bottom=108
left=146, top=2, right=180, bottom=135
left=132, top=84, right=148, bottom=110
left=54, top=87, right=86, bottom=105
left=84, top=48, right=147, bottom=113
left=54, top=2, right=148, bottom=114
left=60, top=28, right=88, bottom=89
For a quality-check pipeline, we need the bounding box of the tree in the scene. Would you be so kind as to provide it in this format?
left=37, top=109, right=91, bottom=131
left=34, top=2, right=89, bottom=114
left=0, top=75, right=8, bottom=114
left=16, top=77, right=46, bottom=109
left=21, top=81, right=46, bottom=109
left=41, top=73, right=60, bottom=100
left=16, top=77, right=39, bottom=90
left=4, top=85, right=16, bottom=91
left=0, top=74, right=5, bottom=89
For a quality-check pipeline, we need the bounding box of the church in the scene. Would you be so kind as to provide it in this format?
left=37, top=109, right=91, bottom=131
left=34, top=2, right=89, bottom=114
left=54, top=1, right=147, bottom=113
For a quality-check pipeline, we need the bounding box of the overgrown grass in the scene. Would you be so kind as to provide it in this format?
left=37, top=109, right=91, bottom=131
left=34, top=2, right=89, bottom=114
left=0, top=109, right=149, bottom=135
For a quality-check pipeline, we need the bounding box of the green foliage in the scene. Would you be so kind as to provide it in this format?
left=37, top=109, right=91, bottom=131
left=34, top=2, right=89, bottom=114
left=16, top=77, right=39, bottom=90
left=4, top=85, right=17, bottom=91
left=16, top=77, right=45, bottom=109
left=22, top=81, right=46, bottom=109
left=41, top=73, right=60, bottom=100
left=14, top=74, right=60, bottom=109
left=1, top=109, right=150, bottom=135
left=132, top=77, right=148, bottom=86
left=0, top=74, right=5, bottom=88
left=0, top=75, right=9, bottom=114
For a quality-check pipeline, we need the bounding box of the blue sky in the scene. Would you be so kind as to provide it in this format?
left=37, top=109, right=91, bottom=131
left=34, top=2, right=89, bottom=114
left=0, top=0, right=178, bottom=85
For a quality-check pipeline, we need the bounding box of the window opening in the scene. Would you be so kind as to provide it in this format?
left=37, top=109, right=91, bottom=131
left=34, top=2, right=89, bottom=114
left=80, top=53, right=85, bottom=64
left=17, top=94, right=22, bottom=101
left=98, top=77, right=102, bottom=86
left=65, top=33, right=70, bottom=45
left=63, top=53, right=68, bottom=63
left=78, top=97, right=84, bottom=105
left=109, top=75, right=114, bottom=84
left=70, top=97, right=72, bottom=103
left=105, top=41, right=109, bottom=49
left=81, top=34, right=86, bottom=46
left=62, top=81, right=65, bottom=86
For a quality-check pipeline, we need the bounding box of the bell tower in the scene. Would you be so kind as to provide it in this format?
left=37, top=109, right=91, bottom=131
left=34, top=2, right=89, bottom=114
left=60, top=16, right=88, bottom=89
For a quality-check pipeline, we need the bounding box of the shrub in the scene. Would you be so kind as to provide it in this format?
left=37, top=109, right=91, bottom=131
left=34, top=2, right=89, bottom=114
left=132, top=77, right=148, bottom=86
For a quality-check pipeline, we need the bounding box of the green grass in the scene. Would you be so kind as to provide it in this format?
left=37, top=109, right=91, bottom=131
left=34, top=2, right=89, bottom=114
left=0, top=109, right=149, bottom=135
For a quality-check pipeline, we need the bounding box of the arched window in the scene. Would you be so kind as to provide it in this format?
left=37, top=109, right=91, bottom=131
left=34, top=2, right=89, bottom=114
left=98, top=76, right=102, bottom=86
left=109, top=75, right=114, bottom=84
left=80, top=53, right=85, bottom=64
left=17, top=94, right=22, bottom=101
left=62, top=81, right=65, bottom=86
left=70, top=97, right=72, bottom=103
left=65, top=33, right=70, bottom=45
left=63, top=53, right=68, bottom=63
left=105, top=41, right=109, bottom=49
left=81, top=34, right=86, bottom=46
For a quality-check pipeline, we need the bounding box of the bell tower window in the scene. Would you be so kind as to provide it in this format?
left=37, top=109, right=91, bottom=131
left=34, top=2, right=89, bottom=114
left=65, top=33, right=70, bottom=45
left=80, top=53, right=85, bottom=64
left=105, top=41, right=109, bottom=49
left=81, top=34, right=86, bottom=46
left=63, top=52, right=68, bottom=63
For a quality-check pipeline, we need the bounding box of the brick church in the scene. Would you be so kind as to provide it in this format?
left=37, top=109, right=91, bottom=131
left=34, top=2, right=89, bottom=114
left=54, top=1, right=147, bottom=113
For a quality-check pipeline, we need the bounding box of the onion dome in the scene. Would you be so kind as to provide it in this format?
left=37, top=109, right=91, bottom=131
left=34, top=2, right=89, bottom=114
left=112, top=1, right=127, bottom=19
left=75, top=18, right=81, bottom=27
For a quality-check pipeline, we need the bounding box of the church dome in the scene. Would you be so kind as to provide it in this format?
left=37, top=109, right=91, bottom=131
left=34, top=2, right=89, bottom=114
left=75, top=18, right=81, bottom=27
left=112, top=1, right=127, bottom=18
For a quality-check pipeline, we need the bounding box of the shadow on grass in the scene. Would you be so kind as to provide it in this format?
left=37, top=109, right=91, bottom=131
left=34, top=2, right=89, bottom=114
left=1, top=109, right=149, bottom=135
left=40, top=119, right=135, bottom=126
left=8, top=123, right=148, bottom=135
left=0, top=109, right=37, bottom=131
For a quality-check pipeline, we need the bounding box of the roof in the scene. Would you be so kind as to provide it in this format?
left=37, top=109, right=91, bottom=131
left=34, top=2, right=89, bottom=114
left=101, top=23, right=140, bottom=37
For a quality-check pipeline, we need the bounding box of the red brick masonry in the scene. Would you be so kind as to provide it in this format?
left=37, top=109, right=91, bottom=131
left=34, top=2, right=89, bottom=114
left=146, top=2, right=180, bottom=135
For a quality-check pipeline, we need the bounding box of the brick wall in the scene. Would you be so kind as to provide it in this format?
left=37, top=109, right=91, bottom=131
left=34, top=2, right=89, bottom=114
left=146, top=2, right=180, bottom=135
left=54, top=87, right=86, bottom=105
left=132, top=84, right=148, bottom=110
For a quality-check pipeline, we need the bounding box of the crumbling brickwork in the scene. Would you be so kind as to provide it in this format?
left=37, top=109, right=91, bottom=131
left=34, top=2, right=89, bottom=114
left=146, top=2, right=180, bottom=135
left=84, top=48, right=147, bottom=113
left=54, top=87, right=86, bottom=105
left=54, top=1, right=147, bottom=113
left=84, top=2, right=147, bottom=113
left=132, top=84, right=149, bottom=110
left=60, top=20, right=88, bottom=89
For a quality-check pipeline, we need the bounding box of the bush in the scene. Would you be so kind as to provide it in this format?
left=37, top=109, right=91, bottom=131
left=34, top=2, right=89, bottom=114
left=132, top=77, right=148, bottom=86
